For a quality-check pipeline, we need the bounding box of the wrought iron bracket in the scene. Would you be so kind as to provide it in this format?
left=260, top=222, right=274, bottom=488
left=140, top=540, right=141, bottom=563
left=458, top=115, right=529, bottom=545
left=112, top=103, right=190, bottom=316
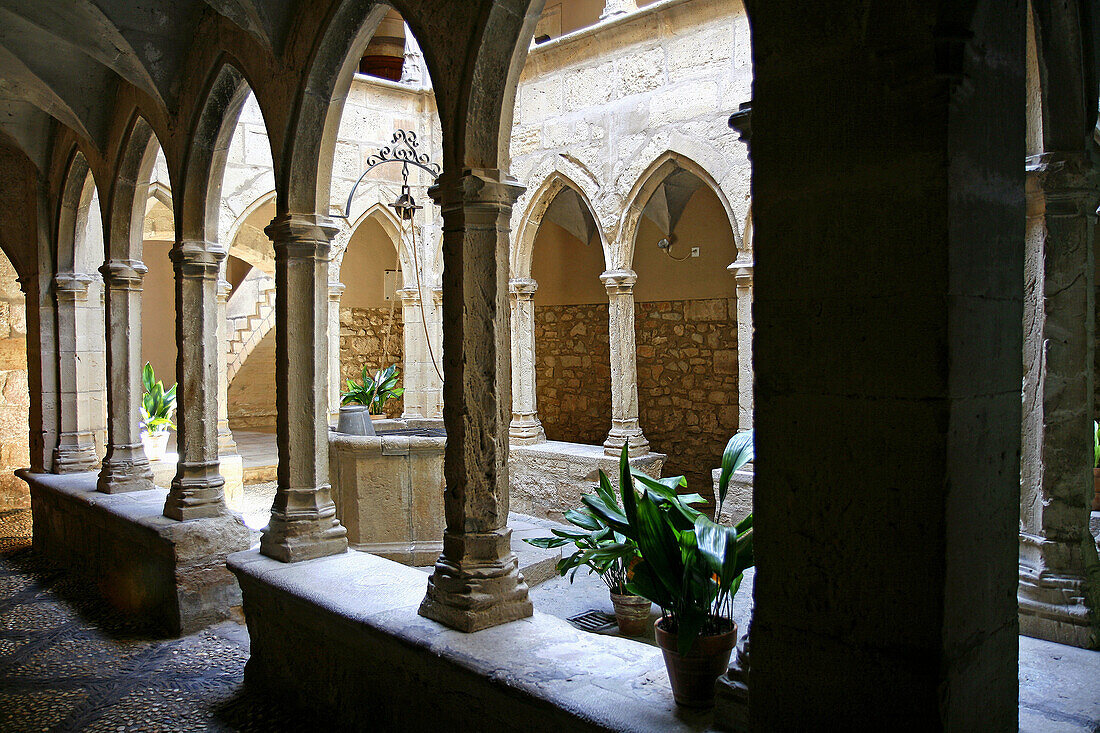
left=338, top=129, right=440, bottom=219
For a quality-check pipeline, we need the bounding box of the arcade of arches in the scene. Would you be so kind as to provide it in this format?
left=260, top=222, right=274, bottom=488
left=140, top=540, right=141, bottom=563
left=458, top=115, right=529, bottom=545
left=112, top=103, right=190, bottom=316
left=0, top=0, right=1097, bottom=730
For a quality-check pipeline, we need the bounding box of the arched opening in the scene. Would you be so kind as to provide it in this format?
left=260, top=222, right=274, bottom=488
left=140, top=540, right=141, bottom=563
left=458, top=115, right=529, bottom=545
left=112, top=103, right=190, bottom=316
left=530, top=184, right=610, bottom=445
left=140, top=147, right=176, bottom=390
left=0, top=248, right=29, bottom=511
left=631, top=166, right=738, bottom=501
left=337, top=210, right=407, bottom=418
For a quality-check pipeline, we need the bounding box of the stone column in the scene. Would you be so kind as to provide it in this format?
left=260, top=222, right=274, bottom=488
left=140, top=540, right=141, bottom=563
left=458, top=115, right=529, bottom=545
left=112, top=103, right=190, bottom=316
left=1019, top=152, right=1100, bottom=648
left=733, top=263, right=753, bottom=431
left=97, top=260, right=154, bottom=493
left=600, top=269, right=649, bottom=456
left=328, top=281, right=345, bottom=425
left=164, top=241, right=226, bottom=520
left=260, top=214, right=347, bottom=562
left=216, top=276, right=244, bottom=508
left=600, top=0, right=638, bottom=21
left=508, top=278, right=545, bottom=444
left=429, top=286, right=443, bottom=418
left=52, top=272, right=99, bottom=472
left=216, top=277, right=238, bottom=455
left=397, top=286, right=425, bottom=420
left=418, top=170, right=533, bottom=632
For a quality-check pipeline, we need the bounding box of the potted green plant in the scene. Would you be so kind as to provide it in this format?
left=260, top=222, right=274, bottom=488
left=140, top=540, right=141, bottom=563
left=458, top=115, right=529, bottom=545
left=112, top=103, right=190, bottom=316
left=584, top=437, right=754, bottom=708
left=139, top=362, right=176, bottom=462
left=365, top=364, right=404, bottom=419
left=523, top=501, right=638, bottom=635
left=338, top=364, right=406, bottom=435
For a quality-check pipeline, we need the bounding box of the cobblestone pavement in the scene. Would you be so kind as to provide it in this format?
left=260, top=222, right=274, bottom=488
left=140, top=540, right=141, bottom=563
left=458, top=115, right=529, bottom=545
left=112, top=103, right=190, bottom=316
left=0, top=508, right=314, bottom=733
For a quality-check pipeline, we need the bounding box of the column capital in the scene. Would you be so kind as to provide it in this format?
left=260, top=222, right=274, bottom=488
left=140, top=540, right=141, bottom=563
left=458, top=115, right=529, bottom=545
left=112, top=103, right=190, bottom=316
left=508, top=277, right=538, bottom=298
left=1025, top=152, right=1100, bottom=216
left=216, top=278, right=232, bottom=304
left=54, top=271, right=95, bottom=297
left=600, top=269, right=637, bottom=293
left=328, top=281, right=347, bottom=300
left=170, top=240, right=227, bottom=278
left=396, top=286, right=420, bottom=304
left=428, top=169, right=525, bottom=211
left=266, top=214, right=338, bottom=258
left=100, top=259, right=148, bottom=290
left=729, top=260, right=754, bottom=286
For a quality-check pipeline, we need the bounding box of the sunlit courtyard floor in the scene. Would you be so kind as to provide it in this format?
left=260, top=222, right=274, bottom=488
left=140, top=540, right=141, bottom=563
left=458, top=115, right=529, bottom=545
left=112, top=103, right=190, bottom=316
left=1, top=500, right=1098, bottom=732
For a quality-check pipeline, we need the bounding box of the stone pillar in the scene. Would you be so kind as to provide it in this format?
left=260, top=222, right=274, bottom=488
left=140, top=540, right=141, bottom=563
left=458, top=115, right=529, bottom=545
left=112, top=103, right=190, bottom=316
left=508, top=278, right=545, bottom=444
left=1019, top=152, right=1100, bottom=648
left=216, top=277, right=239, bottom=456
left=418, top=170, right=533, bottom=632
left=600, top=269, right=649, bottom=456
left=52, top=272, right=99, bottom=472
left=260, top=214, right=347, bottom=562
left=328, top=281, right=345, bottom=425
left=164, top=241, right=226, bottom=520
left=429, top=286, right=443, bottom=418
left=97, top=260, right=154, bottom=493
left=397, top=286, right=426, bottom=420
left=216, top=276, right=244, bottom=509
left=20, top=271, right=57, bottom=473
left=733, top=263, right=753, bottom=431
left=599, top=0, right=637, bottom=21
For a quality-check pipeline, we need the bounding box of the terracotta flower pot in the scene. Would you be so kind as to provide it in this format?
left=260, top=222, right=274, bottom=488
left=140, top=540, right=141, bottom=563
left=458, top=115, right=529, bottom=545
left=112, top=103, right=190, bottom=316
left=1092, top=467, right=1100, bottom=512
left=654, top=617, right=737, bottom=708
left=610, top=592, right=650, bottom=636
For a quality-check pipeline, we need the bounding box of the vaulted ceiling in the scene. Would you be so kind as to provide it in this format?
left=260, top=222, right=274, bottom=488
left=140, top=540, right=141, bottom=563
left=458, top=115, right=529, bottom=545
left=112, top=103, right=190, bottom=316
left=0, top=0, right=298, bottom=170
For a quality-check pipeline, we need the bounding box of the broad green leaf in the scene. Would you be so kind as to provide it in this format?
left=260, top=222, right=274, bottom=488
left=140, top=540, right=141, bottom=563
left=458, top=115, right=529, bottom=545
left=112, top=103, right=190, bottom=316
left=718, top=431, right=754, bottom=512
left=563, top=508, right=601, bottom=531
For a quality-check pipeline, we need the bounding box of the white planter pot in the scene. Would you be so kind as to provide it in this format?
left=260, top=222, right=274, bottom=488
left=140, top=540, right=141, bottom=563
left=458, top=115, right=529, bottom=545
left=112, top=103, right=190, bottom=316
left=141, top=430, right=170, bottom=462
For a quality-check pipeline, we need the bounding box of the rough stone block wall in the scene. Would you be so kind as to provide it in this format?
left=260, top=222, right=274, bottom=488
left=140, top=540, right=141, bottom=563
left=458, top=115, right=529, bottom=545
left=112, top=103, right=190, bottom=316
left=0, top=257, right=28, bottom=510
left=534, top=303, right=611, bottom=446
left=340, top=307, right=405, bottom=418
left=636, top=298, right=737, bottom=497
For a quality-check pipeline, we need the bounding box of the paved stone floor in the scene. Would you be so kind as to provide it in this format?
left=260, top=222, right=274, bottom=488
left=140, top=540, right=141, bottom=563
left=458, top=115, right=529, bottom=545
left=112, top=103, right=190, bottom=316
left=2, top=504, right=1099, bottom=731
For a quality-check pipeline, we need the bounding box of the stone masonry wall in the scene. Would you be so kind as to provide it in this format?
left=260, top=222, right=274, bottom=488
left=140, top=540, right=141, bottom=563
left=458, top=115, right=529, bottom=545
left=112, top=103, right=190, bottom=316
left=636, top=298, right=737, bottom=499
left=340, top=307, right=405, bottom=418
left=0, top=257, right=28, bottom=510
left=534, top=303, right=611, bottom=446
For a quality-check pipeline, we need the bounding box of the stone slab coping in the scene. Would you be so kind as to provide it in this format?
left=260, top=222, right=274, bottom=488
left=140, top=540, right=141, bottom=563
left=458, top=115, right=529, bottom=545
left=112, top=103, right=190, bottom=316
left=513, top=440, right=666, bottom=463
left=18, top=470, right=256, bottom=548
left=329, top=431, right=445, bottom=455
left=228, top=547, right=718, bottom=732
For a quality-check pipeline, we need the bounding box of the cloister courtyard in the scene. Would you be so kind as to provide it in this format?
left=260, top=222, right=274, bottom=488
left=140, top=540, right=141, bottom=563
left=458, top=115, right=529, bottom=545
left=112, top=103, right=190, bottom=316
left=0, top=0, right=1098, bottom=730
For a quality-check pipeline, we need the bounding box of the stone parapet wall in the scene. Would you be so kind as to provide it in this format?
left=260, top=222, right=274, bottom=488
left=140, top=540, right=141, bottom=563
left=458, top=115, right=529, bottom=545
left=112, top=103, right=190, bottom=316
left=340, top=307, right=405, bottom=418
left=534, top=303, right=611, bottom=446
left=636, top=298, right=737, bottom=496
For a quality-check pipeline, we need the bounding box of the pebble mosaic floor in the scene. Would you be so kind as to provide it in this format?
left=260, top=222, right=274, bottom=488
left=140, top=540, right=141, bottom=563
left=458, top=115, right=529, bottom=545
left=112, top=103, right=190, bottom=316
left=0, top=507, right=314, bottom=733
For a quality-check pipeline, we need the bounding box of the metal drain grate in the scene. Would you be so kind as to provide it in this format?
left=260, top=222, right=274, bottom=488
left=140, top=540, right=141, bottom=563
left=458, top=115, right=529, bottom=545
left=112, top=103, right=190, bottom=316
left=566, top=609, right=617, bottom=633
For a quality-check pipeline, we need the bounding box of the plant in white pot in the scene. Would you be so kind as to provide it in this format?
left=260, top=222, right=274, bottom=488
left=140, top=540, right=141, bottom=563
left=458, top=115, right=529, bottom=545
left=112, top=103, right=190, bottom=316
left=338, top=364, right=405, bottom=435
left=139, top=362, right=176, bottom=462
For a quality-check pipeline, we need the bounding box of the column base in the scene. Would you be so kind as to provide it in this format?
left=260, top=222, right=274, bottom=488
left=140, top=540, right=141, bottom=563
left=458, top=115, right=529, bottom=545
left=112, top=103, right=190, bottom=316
left=509, top=415, right=546, bottom=446
left=603, top=429, right=650, bottom=457
left=164, top=460, right=227, bottom=521
left=418, top=529, right=533, bottom=632
left=97, top=444, right=155, bottom=493
left=713, top=674, right=750, bottom=732
left=1018, top=564, right=1095, bottom=648
left=52, top=438, right=100, bottom=474
left=260, top=502, right=348, bottom=563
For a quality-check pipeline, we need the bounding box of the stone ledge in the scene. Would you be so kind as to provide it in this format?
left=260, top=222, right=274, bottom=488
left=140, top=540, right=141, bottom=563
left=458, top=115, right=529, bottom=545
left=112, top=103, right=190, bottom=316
left=510, top=441, right=665, bottom=522
left=229, top=548, right=716, bottom=732
left=20, top=470, right=254, bottom=636
left=713, top=467, right=752, bottom=526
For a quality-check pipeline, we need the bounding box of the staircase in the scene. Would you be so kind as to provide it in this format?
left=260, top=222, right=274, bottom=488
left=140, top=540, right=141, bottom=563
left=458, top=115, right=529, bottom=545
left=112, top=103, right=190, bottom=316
left=226, top=269, right=276, bottom=384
